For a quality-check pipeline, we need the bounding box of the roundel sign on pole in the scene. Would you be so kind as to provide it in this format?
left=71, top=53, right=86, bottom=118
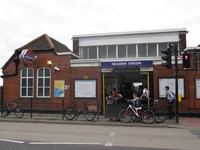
left=20, top=49, right=36, bottom=67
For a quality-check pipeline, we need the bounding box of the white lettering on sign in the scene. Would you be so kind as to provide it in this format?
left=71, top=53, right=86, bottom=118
left=128, top=62, right=142, bottom=66
left=111, top=62, right=127, bottom=66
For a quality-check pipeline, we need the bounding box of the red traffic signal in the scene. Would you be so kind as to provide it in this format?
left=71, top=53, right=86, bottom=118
left=182, top=53, right=190, bottom=68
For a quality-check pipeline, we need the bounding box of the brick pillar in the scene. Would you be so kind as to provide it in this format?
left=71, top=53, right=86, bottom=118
left=179, top=32, right=187, bottom=51
left=72, top=37, right=79, bottom=56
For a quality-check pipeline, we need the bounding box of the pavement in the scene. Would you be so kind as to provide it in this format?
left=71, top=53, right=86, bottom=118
left=179, top=117, right=200, bottom=129
left=0, top=113, right=200, bottom=129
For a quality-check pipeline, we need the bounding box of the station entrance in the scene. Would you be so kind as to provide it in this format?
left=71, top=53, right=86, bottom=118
left=103, top=72, right=151, bottom=99
left=102, top=70, right=153, bottom=115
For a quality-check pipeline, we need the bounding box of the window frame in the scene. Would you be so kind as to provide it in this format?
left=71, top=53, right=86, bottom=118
left=20, top=68, right=34, bottom=98
left=37, top=67, right=51, bottom=98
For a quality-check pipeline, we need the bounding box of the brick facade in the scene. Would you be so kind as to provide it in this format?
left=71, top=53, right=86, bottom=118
left=70, top=66, right=102, bottom=102
left=2, top=30, right=200, bottom=114
left=153, top=64, right=200, bottom=112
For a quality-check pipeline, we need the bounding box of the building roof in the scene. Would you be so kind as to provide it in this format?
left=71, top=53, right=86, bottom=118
left=16, top=34, right=71, bottom=53
left=1, top=34, right=72, bottom=70
left=72, top=28, right=188, bottom=38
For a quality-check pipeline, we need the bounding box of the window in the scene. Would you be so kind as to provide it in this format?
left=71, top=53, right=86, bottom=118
left=99, top=46, right=107, bottom=58
left=79, top=47, right=88, bottom=59
left=89, top=46, right=97, bottom=59
left=127, top=45, right=136, bottom=57
left=37, top=68, right=51, bottom=98
left=138, top=44, right=147, bottom=57
left=148, top=44, right=157, bottom=57
left=20, top=68, right=34, bottom=97
left=158, top=43, right=168, bottom=56
left=118, top=45, right=126, bottom=58
left=108, top=45, right=116, bottom=58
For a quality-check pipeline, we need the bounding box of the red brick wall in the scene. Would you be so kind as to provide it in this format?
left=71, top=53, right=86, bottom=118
left=70, top=66, right=102, bottom=104
left=72, top=38, right=79, bottom=56
left=2, top=51, right=72, bottom=103
left=179, top=33, right=187, bottom=51
left=2, top=57, right=21, bottom=100
left=153, top=64, right=200, bottom=112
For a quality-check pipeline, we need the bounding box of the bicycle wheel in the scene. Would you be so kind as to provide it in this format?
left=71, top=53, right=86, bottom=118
left=132, top=114, right=142, bottom=122
left=64, top=108, right=76, bottom=120
left=142, top=110, right=155, bottom=124
left=14, top=106, right=24, bottom=118
left=84, top=110, right=96, bottom=121
left=154, top=109, right=166, bottom=123
left=119, top=109, right=132, bottom=123
left=0, top=106, right=8, bottom=117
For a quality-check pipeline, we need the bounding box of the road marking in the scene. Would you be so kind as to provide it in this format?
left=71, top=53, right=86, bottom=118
left=105, top=128, right=116, bottom=146
left=0, top=139, right=24, bottom=144
left=29, top=142, right=100, bottom=145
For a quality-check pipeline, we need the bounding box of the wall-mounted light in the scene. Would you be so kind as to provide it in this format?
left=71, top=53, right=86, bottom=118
left=47, top=60, right=53, bottom=65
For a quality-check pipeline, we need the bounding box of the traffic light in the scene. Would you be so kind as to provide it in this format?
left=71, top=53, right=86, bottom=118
left=182, top=52, right=190, bottom=68
left=161, top=46, right=172, bottom=69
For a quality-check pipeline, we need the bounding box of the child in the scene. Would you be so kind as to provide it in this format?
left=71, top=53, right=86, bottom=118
left=131, top=92, right=140, bottom=107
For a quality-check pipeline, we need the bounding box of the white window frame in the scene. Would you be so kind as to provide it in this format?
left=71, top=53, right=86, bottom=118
left=20, top=68, right=34, bottom=98
left=37, top=67, right=51, bottom=98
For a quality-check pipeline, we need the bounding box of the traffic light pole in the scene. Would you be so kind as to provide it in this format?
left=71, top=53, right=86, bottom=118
left=174, top=44, right=179, bottom=123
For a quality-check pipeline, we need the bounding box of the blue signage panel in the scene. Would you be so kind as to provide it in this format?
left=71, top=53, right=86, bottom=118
left=101, top=61, right=152, bottom=67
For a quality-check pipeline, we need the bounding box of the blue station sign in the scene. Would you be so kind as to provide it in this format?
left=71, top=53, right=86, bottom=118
left=101, top=60, right=153, bottom=67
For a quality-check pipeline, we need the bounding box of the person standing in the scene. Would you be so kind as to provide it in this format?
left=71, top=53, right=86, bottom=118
left=112, top=88, right=117, bottom=99
left=140, top=85, right=149, bottom=105
left=165, top=86, right=175, bottom=119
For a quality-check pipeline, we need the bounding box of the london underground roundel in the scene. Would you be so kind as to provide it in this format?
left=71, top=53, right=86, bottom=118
left=20, top=49, right=36, bottom=67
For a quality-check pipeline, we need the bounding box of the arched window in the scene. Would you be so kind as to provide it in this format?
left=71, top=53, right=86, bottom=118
left=20, top=68, right=34, bottom=97
left=37, top=67, right=51, bottom=98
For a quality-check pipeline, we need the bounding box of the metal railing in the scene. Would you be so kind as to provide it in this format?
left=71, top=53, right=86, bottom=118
left=1, top=98, right=102, bottom=121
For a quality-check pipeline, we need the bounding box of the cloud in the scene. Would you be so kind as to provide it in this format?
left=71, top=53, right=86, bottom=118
left=0, top=0, right=200, bottom=85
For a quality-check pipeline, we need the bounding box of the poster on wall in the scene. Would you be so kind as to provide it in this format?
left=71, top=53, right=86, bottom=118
left=54, top=80, right=65, bottom=97
left=75, top=79, right=96, bottom=98
left=158, top=78, right=185, bottom=98
left=196, top=79, right=200, bottom=98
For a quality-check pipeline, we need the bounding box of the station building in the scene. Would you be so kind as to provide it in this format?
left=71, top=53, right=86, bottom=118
left=1, top=28, right=200, bottom=114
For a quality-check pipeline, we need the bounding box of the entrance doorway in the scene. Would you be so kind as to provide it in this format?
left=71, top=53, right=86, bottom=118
left=104, top=72, right=150, bottom=99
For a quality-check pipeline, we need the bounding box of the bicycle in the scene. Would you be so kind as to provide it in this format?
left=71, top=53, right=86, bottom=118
left=119, top=102, right=155, bottom=124
left=149, top=100, right=166, bottom=123
left=0, top=102, right=24, bottom=118
left=64, top=102, right=96, bottom=121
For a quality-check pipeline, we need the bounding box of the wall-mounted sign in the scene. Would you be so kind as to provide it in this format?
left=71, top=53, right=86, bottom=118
left=101, top=60, right=152, bottom=67
left=54, top=80, right=65, bottom=97
left=20, top=49, right=37, bottom=67
left=158, top=78, right=185, bottom=98
left=74, top=79, right=97, bottom=99
left=196, top=79, right=200, bottom=98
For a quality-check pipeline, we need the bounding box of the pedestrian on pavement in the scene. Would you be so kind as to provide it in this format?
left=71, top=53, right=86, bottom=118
left=165, top=86, right=175, bottom=119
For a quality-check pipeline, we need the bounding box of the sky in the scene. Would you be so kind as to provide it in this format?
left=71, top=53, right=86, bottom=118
left=0, top=0, right=200, bottom=86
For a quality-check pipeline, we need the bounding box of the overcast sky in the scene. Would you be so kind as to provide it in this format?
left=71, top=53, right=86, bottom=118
left=0, top=0, right=200, bottom=85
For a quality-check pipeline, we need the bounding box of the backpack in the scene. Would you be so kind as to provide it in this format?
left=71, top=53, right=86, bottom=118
left=169, top=91, right=175, bottom=101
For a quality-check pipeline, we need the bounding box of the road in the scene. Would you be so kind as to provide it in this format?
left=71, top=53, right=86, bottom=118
left=0, top=122, right=199, bottom=150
